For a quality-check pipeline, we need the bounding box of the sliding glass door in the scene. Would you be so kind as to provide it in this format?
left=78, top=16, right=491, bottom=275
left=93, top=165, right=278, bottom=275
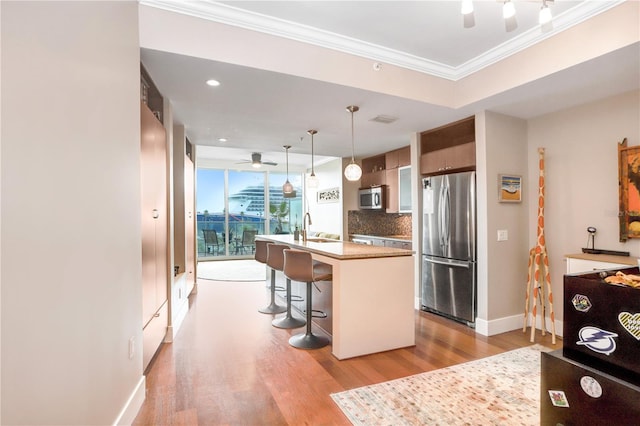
left=196, top=168, right=302, bottom=259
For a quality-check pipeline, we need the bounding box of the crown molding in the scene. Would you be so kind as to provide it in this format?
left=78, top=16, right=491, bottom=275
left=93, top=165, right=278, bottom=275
left=141, top=0, right=625, bottom=81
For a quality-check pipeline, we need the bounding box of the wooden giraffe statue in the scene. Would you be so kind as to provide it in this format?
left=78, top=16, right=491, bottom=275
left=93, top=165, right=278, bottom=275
left=523, top=148, right=556, bottom=344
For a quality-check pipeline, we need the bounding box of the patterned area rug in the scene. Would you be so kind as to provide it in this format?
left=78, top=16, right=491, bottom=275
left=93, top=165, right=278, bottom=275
left=331, top=345, right=551, bottom=425
left=197, top=259, right=266, bottom=282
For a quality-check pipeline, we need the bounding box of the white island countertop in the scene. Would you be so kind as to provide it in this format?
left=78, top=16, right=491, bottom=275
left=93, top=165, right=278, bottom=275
left=256, top=234, right=415, bottom=360
left=256, top=234, right=412, bottom=260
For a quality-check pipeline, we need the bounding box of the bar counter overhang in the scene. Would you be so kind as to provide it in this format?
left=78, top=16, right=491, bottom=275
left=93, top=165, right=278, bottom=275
left=256, top=234, right=416, bottom=360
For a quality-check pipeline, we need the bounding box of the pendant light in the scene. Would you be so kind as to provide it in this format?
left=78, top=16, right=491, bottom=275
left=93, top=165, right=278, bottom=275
left=307, top=129, right=319, bottom=189
left=344, top=105, right=362, bottom=181
left=282, top=145, right=294, bottom=195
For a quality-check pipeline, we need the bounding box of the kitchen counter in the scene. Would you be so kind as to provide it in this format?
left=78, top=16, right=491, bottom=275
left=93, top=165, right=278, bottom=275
left=257, top=234, right=415, bottom=359
left=259, top=234, right=412, bottom=259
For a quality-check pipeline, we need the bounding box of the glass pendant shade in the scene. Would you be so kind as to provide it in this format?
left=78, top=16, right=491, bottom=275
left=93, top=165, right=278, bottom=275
left=344, top=105, right=362, bottom=182
left=282, top=180, right=294, bottom=194
left=307, top=173, right=319, bottom=189
left=344, top=162, right=362, bottom=181
left=282, top=144, right=293, bottom=194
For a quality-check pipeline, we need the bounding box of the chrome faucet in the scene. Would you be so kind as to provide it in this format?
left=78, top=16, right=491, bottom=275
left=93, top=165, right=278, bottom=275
left=302, top=212, right=312, bottom=241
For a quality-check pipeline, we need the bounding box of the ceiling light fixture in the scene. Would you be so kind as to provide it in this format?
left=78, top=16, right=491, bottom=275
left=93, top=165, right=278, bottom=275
left=461, top=0, right=552, bottom=29
left=461, top=0, right=473, bottom=15
left=218, top=138, right=227, bottom=143
left=344, top=105, right=362, bottom=182
left=503, top=0, right=516, bottom=19
left=282, top=145, right=294, bottom=195
left=307, top=130, right=319, bottom=189
left=539, top=0, right=553, bottom=25
left=206, top=79, right=220, bottom=87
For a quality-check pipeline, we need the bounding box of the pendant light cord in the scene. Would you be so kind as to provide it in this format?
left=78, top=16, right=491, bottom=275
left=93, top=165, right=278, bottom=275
left=347, top=105, right=359, bottom=162
left=350, top=111, right=355, bottom=162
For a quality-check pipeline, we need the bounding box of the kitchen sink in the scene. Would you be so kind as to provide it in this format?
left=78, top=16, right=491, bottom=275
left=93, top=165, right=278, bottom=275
left=305, top=237, right=340, bottom=243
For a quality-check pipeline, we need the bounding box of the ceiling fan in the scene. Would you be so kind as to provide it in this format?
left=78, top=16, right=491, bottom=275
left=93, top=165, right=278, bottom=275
left=236, top=152, right=278, bottom=168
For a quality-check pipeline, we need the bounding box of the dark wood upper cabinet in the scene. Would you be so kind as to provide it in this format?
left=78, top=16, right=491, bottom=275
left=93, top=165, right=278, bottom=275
left=420, top=116, right=475, bottom=176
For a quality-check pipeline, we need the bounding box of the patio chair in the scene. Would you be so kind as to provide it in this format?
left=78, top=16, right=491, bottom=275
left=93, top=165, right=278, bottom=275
left=236, top=229, right=257, bottom=254
left=202, top=229, right=222, bottom=255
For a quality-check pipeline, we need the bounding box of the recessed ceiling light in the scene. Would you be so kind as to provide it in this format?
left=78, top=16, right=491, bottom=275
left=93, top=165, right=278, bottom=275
left=206, top=79, right=220, bottom=87
left=218, top=138, right=227, bottom=142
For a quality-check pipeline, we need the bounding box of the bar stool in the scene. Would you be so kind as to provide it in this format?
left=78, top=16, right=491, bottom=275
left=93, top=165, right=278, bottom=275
left=283, top=249, right=332, bottom=349
left=256, top=241, right=286, bottom=314
left=272, top=246, right=306, bottom=329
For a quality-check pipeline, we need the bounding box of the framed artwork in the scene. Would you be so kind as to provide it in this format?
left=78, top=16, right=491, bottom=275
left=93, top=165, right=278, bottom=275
left=617, top=138, right=640, bottom=241
left=498, top=174, right=522, bottom=203
left=317, top=187, right=340, bottom=204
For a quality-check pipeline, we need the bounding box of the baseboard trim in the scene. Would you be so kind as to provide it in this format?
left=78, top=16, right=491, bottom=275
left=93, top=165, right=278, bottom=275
left=113, top=375, right=146, bottom=426
left=475, top=314, right=563, bottom=338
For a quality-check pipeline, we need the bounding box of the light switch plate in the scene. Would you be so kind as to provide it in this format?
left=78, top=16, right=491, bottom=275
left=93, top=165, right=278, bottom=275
left=497, top=229, right=508, bottom=241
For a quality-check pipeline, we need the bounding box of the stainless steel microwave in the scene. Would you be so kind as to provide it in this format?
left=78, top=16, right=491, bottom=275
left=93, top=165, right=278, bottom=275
left=358, top=186, right=385, bottom=210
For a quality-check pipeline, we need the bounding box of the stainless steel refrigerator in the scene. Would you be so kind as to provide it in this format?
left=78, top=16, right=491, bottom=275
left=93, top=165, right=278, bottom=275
left=421, top=171, right=476, bottom=326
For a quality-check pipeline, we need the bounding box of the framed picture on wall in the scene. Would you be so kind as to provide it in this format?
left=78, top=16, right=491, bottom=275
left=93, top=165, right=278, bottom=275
left=498, top=174, right=522, bottom=203
left=617, top=138, right=640, bottom=241
left=317, top=187, right=340, bottom=204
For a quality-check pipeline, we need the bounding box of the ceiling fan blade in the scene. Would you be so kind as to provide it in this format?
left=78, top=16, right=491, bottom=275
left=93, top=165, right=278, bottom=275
left=262, top=161, right=278, bottom=166
left=235, top=160, right=251, bottom=164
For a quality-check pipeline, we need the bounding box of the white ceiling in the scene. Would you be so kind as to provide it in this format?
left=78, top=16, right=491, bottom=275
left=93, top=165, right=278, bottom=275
left=140, top=0, right=638, bottom=169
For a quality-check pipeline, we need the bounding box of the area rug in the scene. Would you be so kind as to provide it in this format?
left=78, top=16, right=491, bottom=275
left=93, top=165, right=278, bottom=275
left=197, top=259, right=266, bottom=282
left=331, top=345, right=551, bottom=426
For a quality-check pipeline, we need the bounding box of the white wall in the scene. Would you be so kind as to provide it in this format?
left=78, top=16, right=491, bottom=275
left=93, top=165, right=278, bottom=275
left=476, top=112, right=529, bottom=335
left=306, top=159, right=343, bottom=237
left=527, top=89, right=640, bottom=324
left=1, top=2, right=144, bottom=424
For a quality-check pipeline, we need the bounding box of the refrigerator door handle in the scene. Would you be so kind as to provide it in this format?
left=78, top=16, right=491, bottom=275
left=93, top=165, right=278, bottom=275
left=443, top=182, right=451, bottom=245
left=424, top=257, right=470, bottom=268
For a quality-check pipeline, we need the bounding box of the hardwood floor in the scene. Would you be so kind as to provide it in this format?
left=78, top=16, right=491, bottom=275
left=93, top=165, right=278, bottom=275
left=133, top=278, right=558, bottom=425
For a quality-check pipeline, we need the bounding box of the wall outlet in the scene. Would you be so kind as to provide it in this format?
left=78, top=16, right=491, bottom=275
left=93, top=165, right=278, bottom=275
left=128, top=336, right=135, bottom=359
left=497, top=229, right=508, bottom=241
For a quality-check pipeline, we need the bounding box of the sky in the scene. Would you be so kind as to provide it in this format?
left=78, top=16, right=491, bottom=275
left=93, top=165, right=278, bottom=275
left=196, top=169, right=302, bottom=214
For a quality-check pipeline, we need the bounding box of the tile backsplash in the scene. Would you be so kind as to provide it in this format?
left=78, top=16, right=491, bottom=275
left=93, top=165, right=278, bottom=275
left=348, top=210, right=412, bottom=236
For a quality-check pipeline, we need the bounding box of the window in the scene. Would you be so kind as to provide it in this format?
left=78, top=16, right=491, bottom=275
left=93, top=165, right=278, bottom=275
left=196, top=168, right=302, bottom=259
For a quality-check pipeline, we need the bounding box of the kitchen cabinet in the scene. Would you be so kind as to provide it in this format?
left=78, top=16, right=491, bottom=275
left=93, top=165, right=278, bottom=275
left=385, top=168, right=398, bottom=213
left=420, top=142, right=475, bottom=175
left=385, top=146, right=410, bottom=169
left=184, top=145, right=196, bottom=293
left=351, top=234, right=412, bottom=250
left=173, top=128, right=196, bottom=294
left=420, top=116, right=475, bottom=176
left=141, top=101, right=168, bottom=370
left=398, top=166, right=412, bottom=213
left=387, top=146, right=411, bottom=213
left=360, top=154, right=386, bottom=187
left=385, top=165, right=412, bottom=214
left=361, top=170, right=386, bottom=188
left=361, top=146, right=410, bottom=210
left=385, top=239, right=412, bottom=250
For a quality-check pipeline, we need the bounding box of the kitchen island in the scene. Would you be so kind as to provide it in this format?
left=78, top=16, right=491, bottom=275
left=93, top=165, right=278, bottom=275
left=256, top=234, right=415, bottom=360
